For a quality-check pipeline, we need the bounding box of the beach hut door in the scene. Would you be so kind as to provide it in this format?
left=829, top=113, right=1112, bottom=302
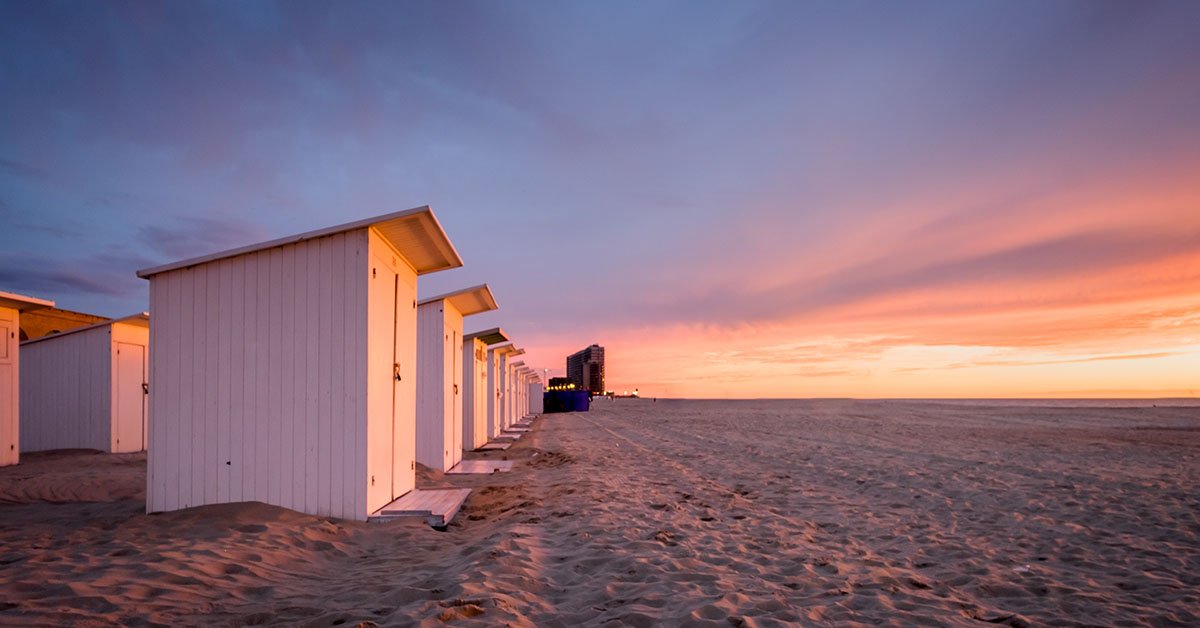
left=115, top=342, right=147, bottom=452
left=450, top=328, right=459, bottom=465
left=368, top=253, right=403, bottom=510
left=0, top=309, right=13, bottom=460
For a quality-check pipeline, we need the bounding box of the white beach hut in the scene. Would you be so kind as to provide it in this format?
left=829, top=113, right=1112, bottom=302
left=505, top=349, right=525, bottom=430
left=0, top=290, right=55, bottom=467
left=20, top=313, right=150, bottom=453
left=462, top=327, right=508, bottom=451
left=136, top=207, right=464, bottom=521
left=510, top=360, right=527, bottom=425
left=518, top=367, right=534, bottom=420
left=484, top=345, right=502, bottom=439
left=488, top=344, right=521, bottom=437
left=415, top=285, right=498, bottom=472
left=513, top=367, right=527, bottom=421
left=519, top=367, right=534, bottom=419
left=528, top=376, right=544, bottom=415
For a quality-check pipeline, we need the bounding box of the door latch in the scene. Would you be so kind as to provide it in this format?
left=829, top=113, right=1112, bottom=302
left=394, top=363, right=402, bottom=382
left=142, top=383, right=149, bottom=394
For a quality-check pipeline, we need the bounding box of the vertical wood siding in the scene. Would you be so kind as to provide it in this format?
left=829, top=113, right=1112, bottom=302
left=147, top=230, right=371, bottom=520
left=497, top=354, right=509, bottom=431
left=505, top=362, right=516, bottom=429
left=443, top=306, right=463, bottom=470
left=0, top=307, right=20, bottom=466
left=415, top=301, right=464, bottom=471
left=528, top=381, right=544, bottom=414
left=461, top=338, right=487, bottom=450
left=485, top=349, right=501, bottom=440
left=19, top=326, right=112, bottom=452
left=415, top=302, right=444, bottom=470
left=110, top=322, right=150, bottom=453
left=386, top=231, right=418, bottom=503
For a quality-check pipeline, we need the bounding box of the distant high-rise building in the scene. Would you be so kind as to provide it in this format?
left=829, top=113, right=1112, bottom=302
left=567, top=344, right=605, bottom=395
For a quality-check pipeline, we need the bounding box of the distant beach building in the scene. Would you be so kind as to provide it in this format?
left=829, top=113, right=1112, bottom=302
left=567, top=344, right=605, bottom=395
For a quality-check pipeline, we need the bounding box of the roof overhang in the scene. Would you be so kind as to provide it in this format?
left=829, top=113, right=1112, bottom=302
left=464, top=327, right=509, bottom=345
left=510, top=360, right=526, bottom=368
left=137, top=206, right=463, bottom=279
left=491, top=343, right=523, bottom=357
left=419, top=284, right=498, bottom=317
left=21, top=312, right=148, bottom=346
left=0, top=290, right=54, bottom=312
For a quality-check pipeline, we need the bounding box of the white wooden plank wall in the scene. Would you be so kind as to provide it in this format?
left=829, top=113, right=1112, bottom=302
left=461, top=338, right=487, bottom=450
left=20, top=326, right=111, bottom=452
left=518, top=374, right=526, bottom=418
left=147, top=230, right=369, bottom=519
left=442, top=306, right=463, bottom=470
left=505, top=362, right=516, bottom=428
left=485, top=349, right=500, bottom=440
left=388, top=230, right=418, bottom=502
left=415, top=302, right=444, bottom=469
left=498, top=354, right=509, bottom=431
left=110, top=323, right=150, bottom=453
left=0, top=307, right=16, bottom=466
left=529, top=382, right=544, bottom=414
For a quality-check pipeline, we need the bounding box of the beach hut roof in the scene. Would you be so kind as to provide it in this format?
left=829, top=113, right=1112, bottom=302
left=136, top=206, right=463, bottom=278
left=510, top=360, right=526, bottom=367
left=492, top=343, right=523, bottom=356
left=418, top=284, right=498, bottom=317
left=21, top=312, right=149, bottom=346
left=0, top=290, right=54, bottom=312
left=463, top=327, right=509, bottom=345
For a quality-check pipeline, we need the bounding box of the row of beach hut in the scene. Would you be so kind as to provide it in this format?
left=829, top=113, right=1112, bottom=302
left=0, top=206, right=546, bottom=522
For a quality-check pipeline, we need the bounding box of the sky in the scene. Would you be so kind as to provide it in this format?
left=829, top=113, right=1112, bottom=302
left=1, top=1, right=1198, bottom=398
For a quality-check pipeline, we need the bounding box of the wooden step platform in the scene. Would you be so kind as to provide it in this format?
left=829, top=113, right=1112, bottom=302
left=447, top=460, right=515, bottom=475
left=506, top=425, right=531, bottom=432
left=499, top=431, right=525, bottom=440
left=477, top=442, right=512, bottom=451
left=370, top=488, right=472, bottom=528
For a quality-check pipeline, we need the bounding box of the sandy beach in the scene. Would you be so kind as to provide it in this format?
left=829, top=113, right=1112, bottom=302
left=1, top=399, right=1198, bottom=626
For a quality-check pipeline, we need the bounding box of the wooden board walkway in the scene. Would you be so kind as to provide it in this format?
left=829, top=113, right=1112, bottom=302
left=370, top=488, right=471, bottom=528
left=477, top=442, right=511, bottom=451
left=446, top=460, right=515, bottom=475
